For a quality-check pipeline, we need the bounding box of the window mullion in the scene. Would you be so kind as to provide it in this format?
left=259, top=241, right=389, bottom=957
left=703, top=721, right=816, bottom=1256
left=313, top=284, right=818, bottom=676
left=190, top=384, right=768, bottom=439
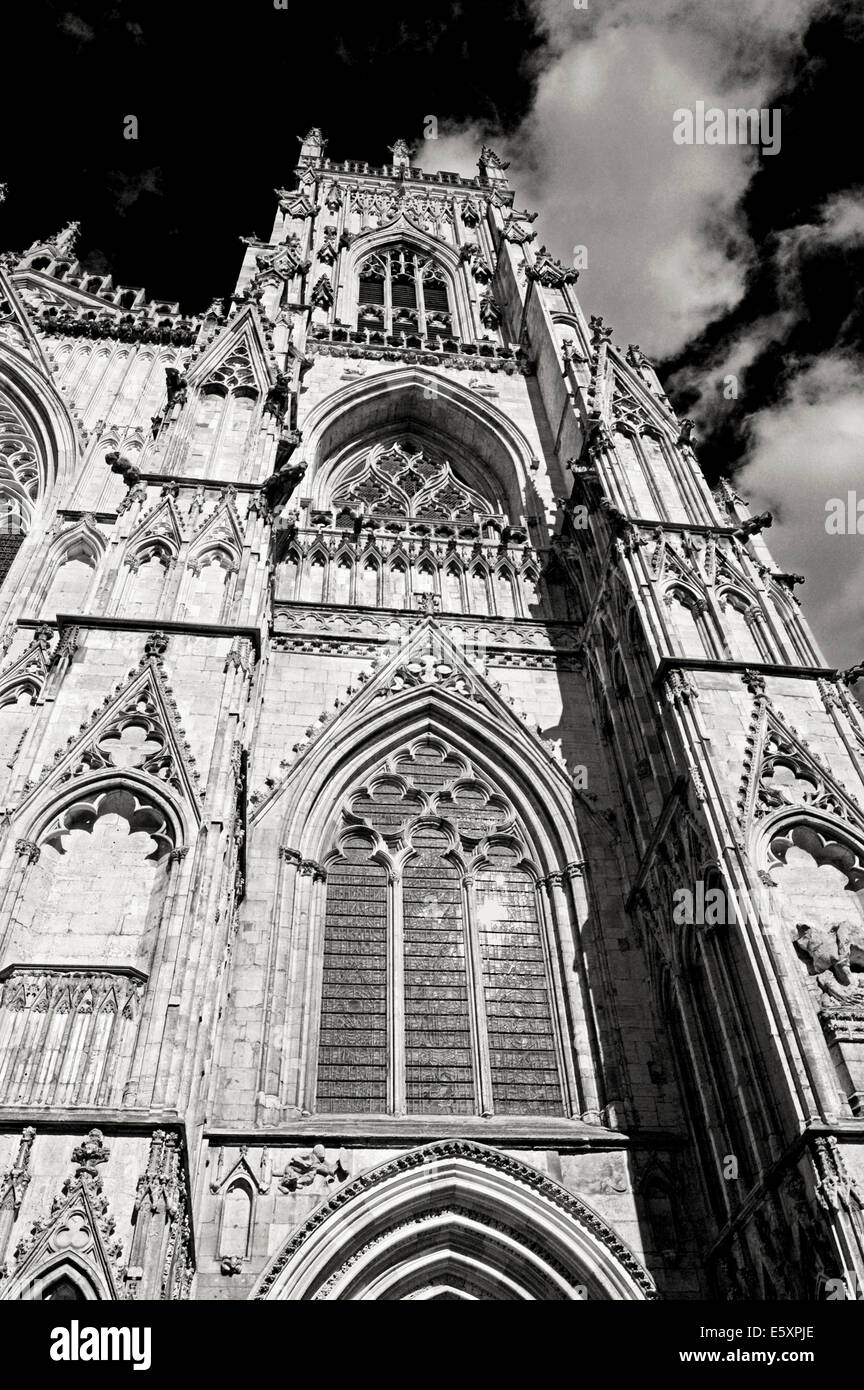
left=384, top=255, right=393, bottom=335
left=416, top=257, right=427, bottom=337
left=388, top=868, right=406, bottom=1114
left=462, top=874, right=494, bottom=1115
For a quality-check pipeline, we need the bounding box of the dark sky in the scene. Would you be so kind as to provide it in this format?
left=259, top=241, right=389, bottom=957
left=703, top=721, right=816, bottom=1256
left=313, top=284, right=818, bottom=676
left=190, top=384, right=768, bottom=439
left=1, top=0, right=543, bottom=311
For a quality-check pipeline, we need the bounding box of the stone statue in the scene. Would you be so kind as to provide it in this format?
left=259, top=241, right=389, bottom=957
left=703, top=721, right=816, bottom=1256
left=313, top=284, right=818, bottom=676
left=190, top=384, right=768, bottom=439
left=263, top=371, right=291, bottom=423
left=279, top=1144, right=349, bottom=1191
left=794, top=919, right=864, bottom=1004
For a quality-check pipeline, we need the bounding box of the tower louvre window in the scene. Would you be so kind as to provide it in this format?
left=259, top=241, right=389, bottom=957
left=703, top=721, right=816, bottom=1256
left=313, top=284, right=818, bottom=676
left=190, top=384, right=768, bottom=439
left=391, top=279, right=417, bottom=309
left=358, top=276, right=384, bottom=306
left=356, top=245, right=453, bottom=337
left=423, top=283, right=449, bottom=312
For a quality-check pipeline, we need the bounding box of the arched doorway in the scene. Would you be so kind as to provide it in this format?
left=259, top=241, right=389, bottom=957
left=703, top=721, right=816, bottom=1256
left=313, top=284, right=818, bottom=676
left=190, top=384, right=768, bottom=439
left=253, top=1140, right=656, bottom=1301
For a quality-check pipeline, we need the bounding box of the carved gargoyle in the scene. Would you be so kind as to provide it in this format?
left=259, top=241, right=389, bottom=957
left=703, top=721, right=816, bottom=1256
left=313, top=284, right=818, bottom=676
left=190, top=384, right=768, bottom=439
left=260, top=459, right=307, bottom=514
left=794, top=919, right=864, bottom=1005
left=735, top=511, right=773, bottom=540
left=165, top=367, right=188, bottom=409
left=263, top=371, right=291, bottom=424
left=104, top=451, right=142, bottom=488
left=274, top=429, right=302, bottom=471
left=279, top=1144, right=350, bottom=1192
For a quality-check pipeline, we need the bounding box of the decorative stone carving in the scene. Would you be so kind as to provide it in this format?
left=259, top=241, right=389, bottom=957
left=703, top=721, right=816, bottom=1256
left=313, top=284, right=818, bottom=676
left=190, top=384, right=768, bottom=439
left=263, top=370, right=291, bottom=424
left=0, top=1126, right=36, bottom=1245
left=164, top=366, right=187, bottom=409
left=144, top=630, right=168, bottom=660
left=260, top=459, right=307, bottom=514
left=279, top=1145, right=350, bottom=1192
left=71, top=1129, right=111, bottom=1174
left=479, top=293, right=503, bottom=328
left=526, top=246, right=578, bottom=289
left=3, top=1166, right=125, bottom=1298
left=794, top=919, right=864, bottom=1008
left=812, top=1135, right=864, bottom=1215
left=310, top=275, right=334, bottom=310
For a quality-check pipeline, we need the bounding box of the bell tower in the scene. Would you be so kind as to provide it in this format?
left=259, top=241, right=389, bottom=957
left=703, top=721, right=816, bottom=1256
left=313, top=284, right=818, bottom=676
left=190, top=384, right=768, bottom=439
left=0, top=127, right=861, bottom=1302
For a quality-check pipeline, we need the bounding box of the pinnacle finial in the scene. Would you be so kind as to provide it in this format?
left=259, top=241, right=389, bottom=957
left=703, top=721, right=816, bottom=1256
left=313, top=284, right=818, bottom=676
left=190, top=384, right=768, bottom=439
left=297, top=128, right=327, bottom=162
left=478, top=145, right=510, bottom=184
left=388, top=138, right=413, bottom=170
left=53, top=220, right=81, bottom=257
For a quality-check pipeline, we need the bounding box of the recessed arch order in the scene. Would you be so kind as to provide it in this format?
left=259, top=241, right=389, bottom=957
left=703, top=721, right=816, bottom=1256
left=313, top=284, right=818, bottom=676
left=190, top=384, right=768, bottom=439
left=252, top=1140, right=657, bottom=1301
left=300, top=366, right=540, bottom=525
left=266, top=682, right=583, bottom=877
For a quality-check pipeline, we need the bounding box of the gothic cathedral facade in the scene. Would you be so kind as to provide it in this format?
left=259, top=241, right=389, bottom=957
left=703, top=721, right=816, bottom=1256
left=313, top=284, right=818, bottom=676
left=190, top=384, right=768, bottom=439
left=0, top=131, right=862, bottom=1302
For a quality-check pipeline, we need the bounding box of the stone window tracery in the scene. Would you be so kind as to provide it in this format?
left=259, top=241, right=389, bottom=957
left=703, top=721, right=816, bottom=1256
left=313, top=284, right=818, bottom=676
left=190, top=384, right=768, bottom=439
left=357, top=246, right=453, bottom=337
left=331, top=441, right=493, bottom=527
left=0, top=400, right=39, bottom=534
left=315, top=738, right=564, bottom=1118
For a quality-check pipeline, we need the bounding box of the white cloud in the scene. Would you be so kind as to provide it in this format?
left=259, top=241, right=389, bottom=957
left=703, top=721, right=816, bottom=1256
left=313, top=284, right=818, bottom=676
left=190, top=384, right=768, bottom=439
left=427, top=0, right=819, bottom=357
left=737, top=355, right=864, bottom=665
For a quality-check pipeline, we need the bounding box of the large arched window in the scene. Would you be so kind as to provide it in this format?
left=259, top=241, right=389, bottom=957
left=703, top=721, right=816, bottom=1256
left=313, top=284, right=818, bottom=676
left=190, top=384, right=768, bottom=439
left=0, top=397, right=41, bottom=587
left=357, top=246, right=453, bottom=337
left=315, top=738, right=565, bottom=1118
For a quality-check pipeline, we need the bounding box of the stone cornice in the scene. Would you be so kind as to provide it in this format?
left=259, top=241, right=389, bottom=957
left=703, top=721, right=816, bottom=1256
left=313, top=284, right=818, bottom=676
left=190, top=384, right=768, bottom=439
left=654, top=656, right=842, bottom=689
left=17, top=614, right=262, bottom=658
left=204, top=1116, right=685, bottom=1149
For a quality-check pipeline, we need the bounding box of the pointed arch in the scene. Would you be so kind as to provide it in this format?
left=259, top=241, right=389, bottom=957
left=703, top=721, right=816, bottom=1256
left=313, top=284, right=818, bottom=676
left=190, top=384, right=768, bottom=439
left=253, top=1140, right=656, bottom=1301
left=179, top=308, right=273, bottom=478
left=218, top=1177, right=255, bottom=1263
left=123, top=498, right=183, bottom=567
left=0, top=347, right=77, bottom=504
left=187, top=498, right=243, bottom=570
left=247, top=634, right=601, bottom=1122
left=187, top=305, right=274, bottom=394
left=19, top=1255, right=110, bottom=1301
left=37, top=516, right=106, bottom=618
left=0, top=674, right=40, bottom=707
left=301, top=367, right=540, bottom=522
left=342, top=218, right=472, bottom=341
left=270, top=678, right=583, bottom=874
